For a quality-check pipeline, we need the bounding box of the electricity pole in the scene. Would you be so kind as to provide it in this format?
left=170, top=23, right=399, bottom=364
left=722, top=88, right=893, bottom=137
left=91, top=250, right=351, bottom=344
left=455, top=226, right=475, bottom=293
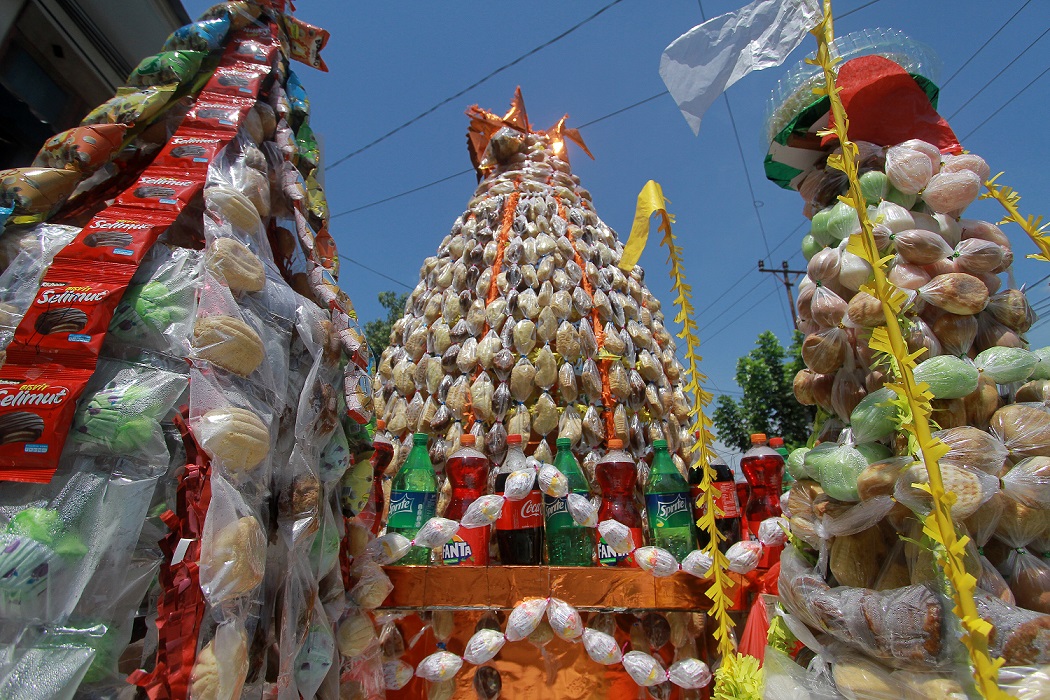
left=758, top=260, right=807, bottom=328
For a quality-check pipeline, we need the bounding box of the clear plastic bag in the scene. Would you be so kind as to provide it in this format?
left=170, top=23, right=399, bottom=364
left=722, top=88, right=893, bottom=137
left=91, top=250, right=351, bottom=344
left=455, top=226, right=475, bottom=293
left=415, top=650, right=462, bottom=682
left=198, top=475, right=265, bottom=605
left=505, top=597, right=549, bottom=642
left=582, top=627, right=622, bottom=665
left=463, top=629, right=505, bottom=665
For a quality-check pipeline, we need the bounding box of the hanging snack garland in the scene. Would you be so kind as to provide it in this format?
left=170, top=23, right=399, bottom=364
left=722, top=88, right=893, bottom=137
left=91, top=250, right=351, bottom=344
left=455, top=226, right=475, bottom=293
left=0, top=2, right=378, bottom=699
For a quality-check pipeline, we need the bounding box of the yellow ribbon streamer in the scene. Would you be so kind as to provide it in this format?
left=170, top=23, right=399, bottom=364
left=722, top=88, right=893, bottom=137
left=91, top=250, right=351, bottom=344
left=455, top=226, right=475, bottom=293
left=810, top=3, right=1008, bottom=697
left=636, top=181, right=736, bottom=659
left=980, top=172, right=1050, bottom=262
left=619, top=180, right=674, bottom=271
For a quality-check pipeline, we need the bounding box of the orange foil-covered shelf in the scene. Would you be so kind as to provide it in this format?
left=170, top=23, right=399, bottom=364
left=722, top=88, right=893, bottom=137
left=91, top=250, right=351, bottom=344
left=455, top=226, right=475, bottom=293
left=380, top=565, right=746, bottom=611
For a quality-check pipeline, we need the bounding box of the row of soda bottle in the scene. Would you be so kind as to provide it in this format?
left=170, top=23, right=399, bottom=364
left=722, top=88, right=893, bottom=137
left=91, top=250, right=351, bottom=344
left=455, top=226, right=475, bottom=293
left=368, top=426, right=786, bottom=568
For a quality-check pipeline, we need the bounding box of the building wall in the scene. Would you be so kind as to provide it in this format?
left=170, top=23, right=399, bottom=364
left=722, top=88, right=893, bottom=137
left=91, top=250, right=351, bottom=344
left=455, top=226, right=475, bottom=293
left=0, top=0, right=190, bottom=168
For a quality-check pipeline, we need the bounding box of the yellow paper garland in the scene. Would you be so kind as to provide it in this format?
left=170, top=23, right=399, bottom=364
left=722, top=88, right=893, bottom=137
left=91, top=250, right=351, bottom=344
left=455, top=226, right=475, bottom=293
left=625, top=181, right=738, bottom=660
left=980, top=172, right=1050, bottom=262
left=809, top=3, right=1008, bottom=697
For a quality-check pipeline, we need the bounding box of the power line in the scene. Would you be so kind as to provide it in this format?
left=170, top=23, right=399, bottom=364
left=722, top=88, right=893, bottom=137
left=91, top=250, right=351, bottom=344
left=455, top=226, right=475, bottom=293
left=338, top=253, right=415, bottom=290
left=577, top=91, right=667, bottom=129
left=331, top=169, right=473, bottom=218
left=697, top=276, right=769, bottom=334
left=701, top=289, right=785, bottom=344
left=327, top=0, right=626, bottom=169
left=960, top=62, right=1050, bottom=142
left=946, top=24, right=1050, bottom=121
left=942, top=0, right=1034, bottom=87
left=837, top=0, right=884, bottom=19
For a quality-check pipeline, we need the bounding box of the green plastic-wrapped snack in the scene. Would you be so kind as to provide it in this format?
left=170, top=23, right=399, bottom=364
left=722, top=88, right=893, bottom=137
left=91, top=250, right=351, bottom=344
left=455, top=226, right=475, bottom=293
left=1030, top=347, right=1050, bottom=380
left=809, top=206, right=834, bottom=246
left=859, top=170, right=888, bottom=206
left=912, top=355, right=979, bottom=399
left=826, top=200, right=860, bottom=241
left=855, top=441, right=892, bottom=465
left=126, top=51, right=206, bottom=88
left=806, top=442, right=868, bottom=502
left=81, top=85, right=177, bottom=126
left=849, top=387, right=898, bottom=443
left=975, top=346, right=1038, bottom=385
left=786, top=447, right=812, bottom=481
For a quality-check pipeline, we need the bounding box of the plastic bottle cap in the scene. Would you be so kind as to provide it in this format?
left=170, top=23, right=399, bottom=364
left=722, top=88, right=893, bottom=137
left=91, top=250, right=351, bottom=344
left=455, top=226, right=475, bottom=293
left=769, top=437, right=784, bottom=447
left=507, top=434, right=523, bottom=445
left=556, top=437, right=571, bottom=448
left=376, top=419, right=386, bottom=430
left=750, top=433, right=767, bottom=444
left=460, top=434, right=475, bottom=446
left=653, top=439, right=668, bottom=449
left=413, top=432, right=429, bottom=445
left=607, top=439, right=623, bottom=449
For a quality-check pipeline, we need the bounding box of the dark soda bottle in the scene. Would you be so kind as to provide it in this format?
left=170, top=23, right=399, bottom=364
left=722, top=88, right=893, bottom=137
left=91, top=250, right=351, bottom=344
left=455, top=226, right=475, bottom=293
left=494, top=433, right=544, bottom=564
left=689, top=449, right=741, bottom=552
left=443, top=434, right=490, bottom=566
left=368, top=419, right=394, bottom=536
left=545, top=437, right=594, bottom=566
left=740, top=433, right=784, bottom=568
left=595, top=439, right=643, bottom=568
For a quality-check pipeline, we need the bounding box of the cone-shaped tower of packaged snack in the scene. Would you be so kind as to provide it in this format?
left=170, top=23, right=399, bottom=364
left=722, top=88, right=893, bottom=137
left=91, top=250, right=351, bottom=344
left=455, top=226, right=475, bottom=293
left=373, top=90, right=701, bottom=560
left=0, top=2, right=378, bottom=698
left=762, top=28, right=1050, bottom=698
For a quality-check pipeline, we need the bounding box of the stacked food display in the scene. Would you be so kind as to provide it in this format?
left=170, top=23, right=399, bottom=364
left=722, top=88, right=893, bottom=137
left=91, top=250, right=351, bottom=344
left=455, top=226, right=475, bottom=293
left=358, top=92, right=772, bottom=700
left=0, top=2, right=375, bottom=698
left=762, top=28, right=1050, bottom=698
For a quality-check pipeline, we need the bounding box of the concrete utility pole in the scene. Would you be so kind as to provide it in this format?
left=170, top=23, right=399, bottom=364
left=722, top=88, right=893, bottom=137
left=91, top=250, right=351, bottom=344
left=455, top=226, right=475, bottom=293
left=758, top=260, right=806, bottom=328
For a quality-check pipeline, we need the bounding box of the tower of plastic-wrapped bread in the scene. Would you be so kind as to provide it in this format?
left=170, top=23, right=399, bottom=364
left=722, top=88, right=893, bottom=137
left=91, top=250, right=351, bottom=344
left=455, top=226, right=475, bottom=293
left=373, top=89, right=695, bottom=494
left=758, top=29, right=1050, bottom=698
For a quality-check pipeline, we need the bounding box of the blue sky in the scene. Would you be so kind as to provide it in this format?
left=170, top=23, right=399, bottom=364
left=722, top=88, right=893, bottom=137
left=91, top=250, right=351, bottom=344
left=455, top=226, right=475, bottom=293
left=187, top=0, right=1050, bottom=457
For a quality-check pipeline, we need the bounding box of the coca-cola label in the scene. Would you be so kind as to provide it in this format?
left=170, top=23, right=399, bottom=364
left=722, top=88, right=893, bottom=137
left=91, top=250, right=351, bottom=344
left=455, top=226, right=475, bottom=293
left=692, top=481, right=741, bottom=520
left=495, top=490, right=543, bottom=531
left=386, top=490, right=436, bottom=530
left=598, top=526, right=643, bottom=567
left=442, top=526, right=489, bottom=566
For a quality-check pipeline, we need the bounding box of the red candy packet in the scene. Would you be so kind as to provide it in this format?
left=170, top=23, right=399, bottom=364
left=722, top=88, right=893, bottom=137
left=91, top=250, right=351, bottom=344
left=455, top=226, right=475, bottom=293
left=7, top=259, right=135, bottom=368
left=116, top=167, right=203, bottom=213
left=182, top=95, right=257, bottom=134
left=205, top=61, right=271, bottom=98
left=58, top=206, right=177, bottom=264
left=225, top=23, right=280, bottom=66
left=0, top=365, right=93, bottom=482
left=154, top=133, right=228, bottom=173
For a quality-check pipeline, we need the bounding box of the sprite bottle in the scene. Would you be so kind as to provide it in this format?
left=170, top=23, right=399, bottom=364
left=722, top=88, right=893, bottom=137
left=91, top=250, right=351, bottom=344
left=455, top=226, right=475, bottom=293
left=644, top=439, right=697, bottom=561
left=544, top=438, right=595, bottom=566
left=386, top=432, right=437, bottom=565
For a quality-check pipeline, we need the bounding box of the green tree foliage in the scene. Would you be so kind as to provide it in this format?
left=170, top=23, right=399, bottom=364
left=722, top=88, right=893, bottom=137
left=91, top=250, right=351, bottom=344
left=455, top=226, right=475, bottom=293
left=712, top=330, right=813, bottom=452
left=364, top=291, right=408, bottom=364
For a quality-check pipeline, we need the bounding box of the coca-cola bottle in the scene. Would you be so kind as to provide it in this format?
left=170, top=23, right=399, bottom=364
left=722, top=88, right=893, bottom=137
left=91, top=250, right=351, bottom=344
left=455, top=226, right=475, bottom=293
left=689, top=449, right=741, bottom=552
left=494, top=433, right=544, bottom=564
left=443, top=434, right=490, bottom=566
left=740, top=433, right=784, bottom=568
left=596, top=439, right=643, bottom=568
left=368, top=419, right=394, bottom=535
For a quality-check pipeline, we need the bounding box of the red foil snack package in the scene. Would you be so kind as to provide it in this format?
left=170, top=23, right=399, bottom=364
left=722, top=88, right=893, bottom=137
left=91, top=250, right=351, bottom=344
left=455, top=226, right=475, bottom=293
left=58, top=207, right=177, bottom=264
left=7, top=259, right=135, bottom=367
left=205, top=61, right=271, bottom=98
left=281, top=16, right=330, bottom=72
left=154, top=133, right=227, bottom=173
left=182, top=95, right=256, bottom=134
left=33, top=123, right=129, bottom=173
left=0, top=365, right=93, bottom=482
left=116, top=167, right=202, bottom=213
left=225, top=23, right=280, bottom=66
